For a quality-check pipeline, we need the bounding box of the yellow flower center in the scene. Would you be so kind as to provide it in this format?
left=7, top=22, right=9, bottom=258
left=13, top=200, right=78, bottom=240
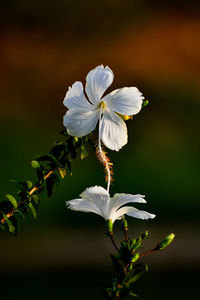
left=100, top=101, right=106, bottom=111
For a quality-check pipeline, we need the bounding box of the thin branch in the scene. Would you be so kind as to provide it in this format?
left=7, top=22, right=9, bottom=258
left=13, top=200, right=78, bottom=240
left=139, top=248, right=157, bottom=258
left=0, top=170, right=53, bottom=224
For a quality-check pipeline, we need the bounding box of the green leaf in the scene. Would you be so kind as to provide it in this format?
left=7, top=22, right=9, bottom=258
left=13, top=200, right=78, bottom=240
left=128, top=264, right=148, bottom=285
left=31, top=195, right=40, bottom=207
left=31, top=160, right=40, bottom=168
left=66, top=159, right=72, bottom=175
left=80, top=145, right=89, bottom=160
left=129, top=291, right=138, bottom=297
left=5, top=194, right=18, bottom=209
left=28, top=202, right=37, bottom=219
left=58, top=167, right=66, bottom=179
left=2, top=213, right=15, bottom=233
left=25, top=180, right=33, bottom=190
left=15, top=210, right=25, bottom=219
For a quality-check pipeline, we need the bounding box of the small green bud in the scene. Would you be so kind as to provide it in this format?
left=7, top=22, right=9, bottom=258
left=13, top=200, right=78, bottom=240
left=107, top=219, right=113, bottom=233
left=141, top=230, right=148, bottom=239
left=31, top=160, right=40, bottom=169
left=131, top=252, right=140, bottom=263
left=157, top=233, right=175, bottom=250
left=142, top=100, right=149, bottom=108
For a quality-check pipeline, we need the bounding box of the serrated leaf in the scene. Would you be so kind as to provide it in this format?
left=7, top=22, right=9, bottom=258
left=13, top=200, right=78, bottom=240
left=28, top=202, right=37, bottom=219
left=58, top=167, right=66, bottom=179
left=5, top=194, right=17, bottom=209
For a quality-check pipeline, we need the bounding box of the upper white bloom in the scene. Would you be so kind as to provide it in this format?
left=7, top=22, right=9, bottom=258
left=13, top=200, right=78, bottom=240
left=63, top=65, right=144, bottom=151
left=66, top=186, right=155, bottom=224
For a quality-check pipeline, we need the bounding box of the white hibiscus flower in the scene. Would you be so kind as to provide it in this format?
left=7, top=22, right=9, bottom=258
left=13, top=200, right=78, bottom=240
left=66, top=186, right=155, bottom=228
left=63, top=65, right=144, bottom=151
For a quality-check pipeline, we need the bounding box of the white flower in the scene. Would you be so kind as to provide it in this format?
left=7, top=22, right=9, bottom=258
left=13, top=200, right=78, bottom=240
left=66, top=186, right=155, bottom=225
left=63, top=65, right=144, bottom=151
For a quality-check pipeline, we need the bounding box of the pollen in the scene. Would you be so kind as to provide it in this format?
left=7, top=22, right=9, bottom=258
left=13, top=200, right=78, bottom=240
left=96, top=145, right=113, bottom=184
left=117, top=113, right=133, bottom=121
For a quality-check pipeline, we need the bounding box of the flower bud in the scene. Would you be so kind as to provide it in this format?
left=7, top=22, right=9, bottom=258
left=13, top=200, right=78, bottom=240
left=123, top=218, right=128, bottom=230
left=107, top=219, right=113, bottom=233
left=131, top=252, right=140, bottom=263
left=157, top=233, right=175, bottom=250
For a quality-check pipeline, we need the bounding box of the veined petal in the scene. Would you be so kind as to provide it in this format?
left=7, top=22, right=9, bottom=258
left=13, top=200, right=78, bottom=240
left=103, top=87, right=144, bottom=116
left=66, top=198, right=103, bottom=217
left=63, top=81, right=92, bottom=110
left=63, top=107, right=100, bottom=137
left=111, top=206, right=155, bottom=223
left=110, top=193, right=146, bottom=213
left=85, top=65, right=114, bottom=104
left=80, top=186, right=111, bottom=219
left=100, top=108, right=127, bottom=151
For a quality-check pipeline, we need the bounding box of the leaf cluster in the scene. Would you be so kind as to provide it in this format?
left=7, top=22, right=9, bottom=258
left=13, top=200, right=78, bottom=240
left=0, top=130, right=94, bottom=234
left=102, top=231, right=149, bottom=299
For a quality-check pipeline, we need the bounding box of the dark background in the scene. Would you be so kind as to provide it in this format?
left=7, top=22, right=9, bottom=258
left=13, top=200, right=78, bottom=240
left=0, top=1, right=199, bottom=299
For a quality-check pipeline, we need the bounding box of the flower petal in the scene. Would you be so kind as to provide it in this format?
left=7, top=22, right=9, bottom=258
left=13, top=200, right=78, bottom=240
left=63, top=81, right=92, bottom=110
left=100, top=108, right=127, bottom=151
left=125, top=207, right=156, bottom=220
left=63, top=107, right=100, bottom=137
left=85, top=65, right=114, bottom=104
left=111, top=206, right=155, bottom=223
left=66, top=198, right=103, bottom=217
left=103, top=87, right=144, bottom=115
left=111, top=194, right=146, bottom=213
left=80, top=186, right=111, bottom=219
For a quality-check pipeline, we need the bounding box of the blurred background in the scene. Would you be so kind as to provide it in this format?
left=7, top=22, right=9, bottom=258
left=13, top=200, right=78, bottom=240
left=0, top=0, right=199, bottom=299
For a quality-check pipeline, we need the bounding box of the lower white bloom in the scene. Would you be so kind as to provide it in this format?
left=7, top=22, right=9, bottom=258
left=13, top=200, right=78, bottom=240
left=66, top=186, right=155, bottom=224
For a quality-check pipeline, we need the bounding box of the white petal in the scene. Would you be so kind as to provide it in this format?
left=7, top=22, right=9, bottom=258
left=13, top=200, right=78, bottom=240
left=111, top=206, right=155, bottom=223
left=110, top=194, right=146, bottom=213
left=80, top=186, right=111, bottom=220
left=63, top=81, right=92, bottom=110
left=66, top=198, right=103, bottom=217
left=103, top=87, right=144, bottom=115
left=100, top=108, right=127, bottom=151
left=63, top=107, right=99, bottom=137
left=85, top=65, right=114, bottom=104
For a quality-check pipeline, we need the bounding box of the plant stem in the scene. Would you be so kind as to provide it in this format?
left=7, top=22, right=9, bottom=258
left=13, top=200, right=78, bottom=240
left=139, top=248, right=157, bottom=258
left=108, top=232, right=119, bottom=252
